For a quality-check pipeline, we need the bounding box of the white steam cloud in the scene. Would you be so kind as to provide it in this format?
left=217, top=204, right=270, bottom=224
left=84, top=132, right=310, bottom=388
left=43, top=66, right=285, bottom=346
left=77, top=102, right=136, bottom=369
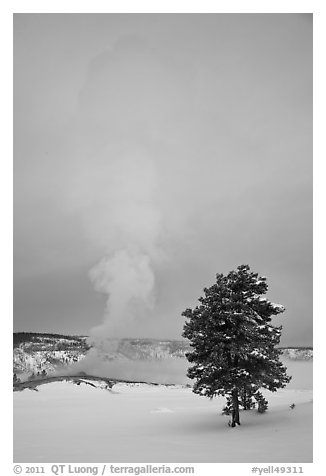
left=68, top=353, right=190, bottom=385
left=85, top=149, right=162, bottom=341
left=62, top=35, right=217, bottom=354
left=89, top=250, right=155, bottom=339
left=67, top=36, right=197, bottom=346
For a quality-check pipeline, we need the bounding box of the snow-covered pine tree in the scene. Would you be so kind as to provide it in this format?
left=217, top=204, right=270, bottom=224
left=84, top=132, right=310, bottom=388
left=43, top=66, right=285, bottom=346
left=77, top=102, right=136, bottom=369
left=182, top=264, right=291, bottom=427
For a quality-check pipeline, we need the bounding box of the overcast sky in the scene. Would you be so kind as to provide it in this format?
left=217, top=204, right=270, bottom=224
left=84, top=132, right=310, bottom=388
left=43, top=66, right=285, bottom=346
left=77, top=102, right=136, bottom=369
left=14, top=13, right=312, bottom=346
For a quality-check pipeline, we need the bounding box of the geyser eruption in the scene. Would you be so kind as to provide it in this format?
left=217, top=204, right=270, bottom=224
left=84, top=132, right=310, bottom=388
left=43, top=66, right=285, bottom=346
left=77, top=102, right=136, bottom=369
left=85, top=149, right=162, bottom=348
left=65, top=35, right=196, bottom=365
left=75, top=145, right=163, bottom=368
left=89, top=248, right=155, bottom=339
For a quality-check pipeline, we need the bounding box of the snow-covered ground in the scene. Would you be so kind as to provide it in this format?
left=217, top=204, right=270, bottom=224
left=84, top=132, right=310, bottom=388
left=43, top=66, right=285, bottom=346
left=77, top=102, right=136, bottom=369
left=13, top=358, right=312, bottom=463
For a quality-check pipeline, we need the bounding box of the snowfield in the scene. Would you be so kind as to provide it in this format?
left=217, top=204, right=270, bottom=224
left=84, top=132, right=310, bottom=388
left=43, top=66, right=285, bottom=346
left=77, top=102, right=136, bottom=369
left=14, top=359, right=312, bottom=463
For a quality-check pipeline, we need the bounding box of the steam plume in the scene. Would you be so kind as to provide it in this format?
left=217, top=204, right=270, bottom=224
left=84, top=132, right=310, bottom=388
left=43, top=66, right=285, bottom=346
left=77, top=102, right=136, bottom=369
left=71, top=37, right=186, bottom=344
left=63, top=35, right=208, bottom=350
left=89, top=250, right=155, bottom=339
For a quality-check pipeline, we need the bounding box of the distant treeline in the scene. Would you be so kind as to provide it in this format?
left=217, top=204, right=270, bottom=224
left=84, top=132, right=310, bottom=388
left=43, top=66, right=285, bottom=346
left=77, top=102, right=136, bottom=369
left=278, top=346, right=313, bottom=350
left=13, top=332, right=88, bottom=349
left=13, top=332, right=312, bottom=351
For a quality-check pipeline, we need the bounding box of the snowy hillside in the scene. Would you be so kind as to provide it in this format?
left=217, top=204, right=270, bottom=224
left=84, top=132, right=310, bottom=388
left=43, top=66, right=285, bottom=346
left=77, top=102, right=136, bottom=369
left=13, top=333, right=89, bottom=378
left=13, top=347, right=86, bottom=375
left=13, top=333, right=312, bottom=381
left=281, top=347, right=313, bottom=360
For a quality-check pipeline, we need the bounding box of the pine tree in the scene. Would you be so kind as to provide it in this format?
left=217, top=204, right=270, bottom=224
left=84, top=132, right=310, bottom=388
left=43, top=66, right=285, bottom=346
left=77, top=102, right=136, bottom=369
left=182, top=264, right=291, bottom=427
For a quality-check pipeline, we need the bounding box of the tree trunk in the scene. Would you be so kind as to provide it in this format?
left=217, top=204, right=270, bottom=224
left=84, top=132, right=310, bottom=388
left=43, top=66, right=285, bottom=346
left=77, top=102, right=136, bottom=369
left=242, top=387, right=252, bottom=410
left=243, top=388, right=248, bottom=410
left=231, top=388, right=240, bottom=427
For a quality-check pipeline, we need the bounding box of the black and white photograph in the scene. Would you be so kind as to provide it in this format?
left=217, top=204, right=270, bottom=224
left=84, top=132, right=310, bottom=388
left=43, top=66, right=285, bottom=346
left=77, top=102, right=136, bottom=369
left=13, top=11, right=313, bottom=464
